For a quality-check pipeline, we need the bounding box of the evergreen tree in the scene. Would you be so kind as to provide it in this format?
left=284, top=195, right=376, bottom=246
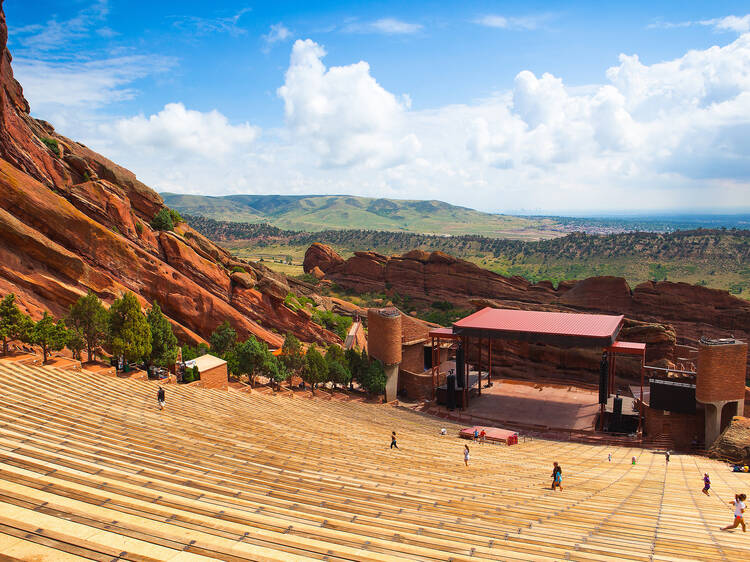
left=68, top=291, right=108, bottom=362
left=66, top=329, right=85, bottom=361
left=327, top=361, right=351, bottom=389
left=302, top=345, right=327, bottom=395
left=209, top=321, right=237, bottom=356
left=361, top=360, right=387, bottom=395
left=150, top=208, right=174, bottom=231
left=264, top=355, right=288, bottom=390
left=325, top=345, right=350, bottom=388
left=32, top=312, right=68, bottom=364
left=280, top=333, right=304, bottom=386
left=108, top=292, right=151, bottom=364
left=234, top=336, right=267, bottom=386
left=146, top=302, right=178, bottom=368
left=0, top=294, right=33, bottom=355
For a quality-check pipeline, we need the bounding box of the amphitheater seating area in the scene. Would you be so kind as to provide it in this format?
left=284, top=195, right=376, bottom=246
left=0, top=360, right=748, bottom=561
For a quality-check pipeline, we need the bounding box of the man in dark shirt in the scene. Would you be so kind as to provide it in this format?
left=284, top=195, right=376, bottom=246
left=157, top=386, right=165, bottom=410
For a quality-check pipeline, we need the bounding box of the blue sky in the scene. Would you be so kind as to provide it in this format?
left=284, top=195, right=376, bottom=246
left=6, top=1, right=750, bottom=213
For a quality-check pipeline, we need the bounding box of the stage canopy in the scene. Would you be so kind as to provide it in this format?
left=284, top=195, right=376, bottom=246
left=450, top=307, right=624, bottom=348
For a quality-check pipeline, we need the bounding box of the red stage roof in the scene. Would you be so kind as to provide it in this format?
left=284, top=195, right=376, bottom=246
left=452, top=307, right=623, bottom=347
left=607, top=341, right=646, bottom=355
left=428, top=327, right=457, bottom=338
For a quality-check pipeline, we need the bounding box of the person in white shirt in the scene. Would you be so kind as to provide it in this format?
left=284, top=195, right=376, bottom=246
left=463, top=445, right=470, bottom=466
left=721, top=493, right=746, bottom=532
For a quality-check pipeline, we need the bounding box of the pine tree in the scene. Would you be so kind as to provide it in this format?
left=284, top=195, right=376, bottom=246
left=66, top=329, right=85, bottom=361
left=0, top=294, right=33, bottom=355
left=68, top=291, right=108, bottom=362
left=280, top=333, right=304, bottom=387
left=108, top=292, right=151, bottom=365
left=302, top=345, right=327, bottom=395
left=209, top=320, right=237, bottom=356
left=32, top=312, right=68, bottom=364
left=146, top=302, right=178, bottom=369
left=234, top=336, right=267, bottom=386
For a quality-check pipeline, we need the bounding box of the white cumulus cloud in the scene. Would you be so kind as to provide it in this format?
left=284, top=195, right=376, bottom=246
left=109, top=103, right=259, bottom=160
left=277, top=39, right=419, bottom=168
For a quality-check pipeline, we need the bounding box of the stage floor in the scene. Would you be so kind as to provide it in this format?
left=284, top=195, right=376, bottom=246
left=447, top=379, right=600, bottom=431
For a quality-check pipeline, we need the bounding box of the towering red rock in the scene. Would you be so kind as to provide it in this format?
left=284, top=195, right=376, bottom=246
left=0, top=3, right=338, bottom=348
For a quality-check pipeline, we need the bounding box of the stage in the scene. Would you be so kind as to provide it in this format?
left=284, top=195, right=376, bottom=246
left=431, top=379, right=601, bottom=432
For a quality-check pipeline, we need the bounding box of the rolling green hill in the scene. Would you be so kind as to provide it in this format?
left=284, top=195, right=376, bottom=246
left=161, top=193, right=562, bottom=239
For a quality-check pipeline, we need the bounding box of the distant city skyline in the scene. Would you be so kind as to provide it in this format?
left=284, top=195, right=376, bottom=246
left=7, top=1, right=750, bottom=213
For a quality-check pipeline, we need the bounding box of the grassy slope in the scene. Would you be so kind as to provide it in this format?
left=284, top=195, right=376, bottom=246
left=162, top=193, right=560, bottom=239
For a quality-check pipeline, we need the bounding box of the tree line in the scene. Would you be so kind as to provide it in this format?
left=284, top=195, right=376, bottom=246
left=0, top=292, right=178, bottom=368
left=0, top=291, right=387, bottom=396
left=184, top=215, right=750, bottom=266
left=201, top=321, right=386, bottom=395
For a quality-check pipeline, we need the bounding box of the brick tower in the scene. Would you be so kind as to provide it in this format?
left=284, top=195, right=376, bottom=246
left=696, top=338, right=748, bottom=446
left=367, top=308, right=402, bottom=402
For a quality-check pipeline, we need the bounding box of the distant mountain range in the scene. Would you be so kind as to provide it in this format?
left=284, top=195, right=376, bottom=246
left=161, top=193, right=562, bottom=239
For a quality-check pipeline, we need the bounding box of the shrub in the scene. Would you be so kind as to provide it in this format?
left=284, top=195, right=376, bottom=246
left=151, top=208, right=174, bottom=231
left=169, top=209, right=183, bottom=225
left=181, top=343, right=209, bottom=362
left=41, top=137, right=60, bottom=156
left=230, top=266, right=246, bottom=274
left=311, top=309, right=353, bottom=340
left=135, top=221, right=143, bottom=235
left=360, top=359, right=387, bottom=395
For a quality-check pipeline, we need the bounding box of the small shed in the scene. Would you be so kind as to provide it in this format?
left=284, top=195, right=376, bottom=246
left=185, top=354, right=228, bottom=390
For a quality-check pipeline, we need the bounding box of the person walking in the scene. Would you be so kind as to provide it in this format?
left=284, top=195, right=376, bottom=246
left=721, top=494, right=746, bottom=532
left=473, top=428, right=479, bottom=442
left=464, top=445, right=470, bottom=466
left=551, top=462, right=563, bottom=491
left=631, top=456, right=637, bottom=465
left=390, top=431, right=399, bottom=449
left=702, top=473, right=711, bottom=496
left=479, top=429, right=486, bottom=444
left=665, top=451, right=670, bottom=465
left=608, top=453, right=612, bottom=462
left=157, top=386, right=165, bottom=410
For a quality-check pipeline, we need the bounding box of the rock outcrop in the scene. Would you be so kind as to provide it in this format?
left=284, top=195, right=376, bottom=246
left=708, top=416, right=750, bottom=463
left=303, top=242, right=344, bottom=275
left=0, top=2, right=338, bottom=349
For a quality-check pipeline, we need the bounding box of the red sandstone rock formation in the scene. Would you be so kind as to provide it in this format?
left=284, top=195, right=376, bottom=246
left=303, top=242, right=344, bottom=274
left=304, top=244, right=750, bottom=372
left=0, top=3, right=337, bottom=349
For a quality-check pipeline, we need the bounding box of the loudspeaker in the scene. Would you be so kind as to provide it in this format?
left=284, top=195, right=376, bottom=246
left=598, top=354, right=609, bottom=405
left=446, top=373, right=456, bottom=411
left=613, top=395, right=623, bottom=417
left=456, top=344, right=465, bottom=389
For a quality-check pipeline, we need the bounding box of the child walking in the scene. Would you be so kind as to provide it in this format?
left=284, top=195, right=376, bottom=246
left=464, top=445, right=470, bottom=466
left=702, top=473, right=710, bottom=496
left=721, top=494, right=746, bottom=532
left=551, top=462, right=563, bottom=491
left=390, top=431, right=399, bottom=449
